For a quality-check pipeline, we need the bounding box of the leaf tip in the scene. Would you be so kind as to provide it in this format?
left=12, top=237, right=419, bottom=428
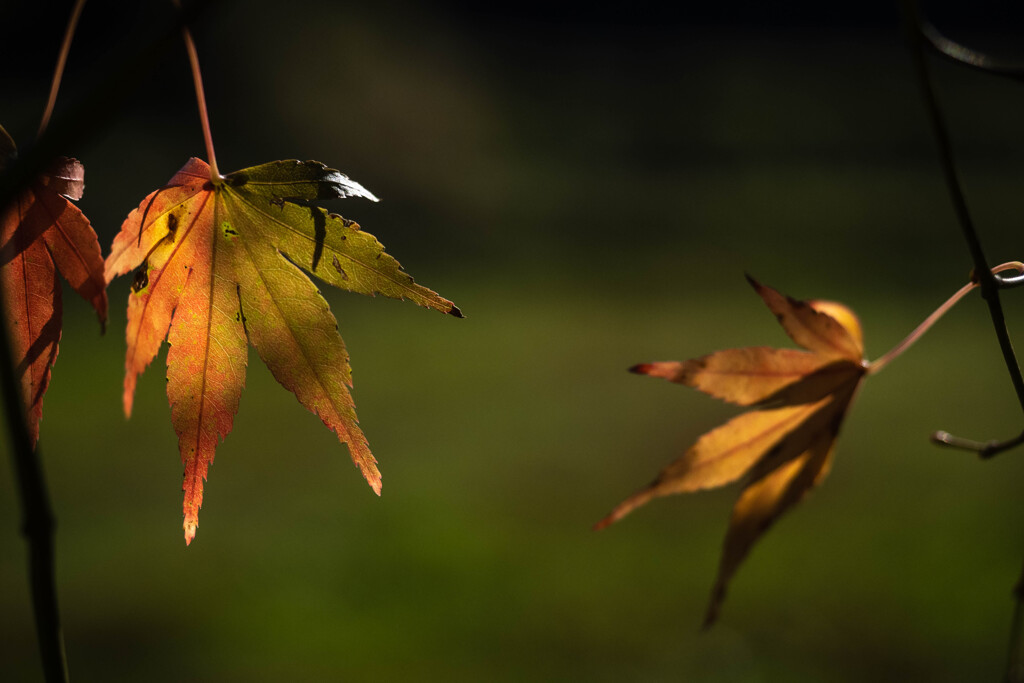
left=123, top=376, right=136, bottom=419
left=594, top=495, right=644, bottom=529
left=745, top=273, right=778, bottom=307
left=595, top=487, right=659, bottom=531
left=368, top=475, right=382, bottom=496
left=184, top=520, right=197, bottom=546
left=448, top=303, right=465, bottom=318
left=702, top=584, right=726, bottom=630
left=629, top=363, right=653, bottom=375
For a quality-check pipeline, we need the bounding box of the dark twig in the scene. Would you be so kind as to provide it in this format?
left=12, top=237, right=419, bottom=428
left=903, top=2, right=1024, bottom=681
left=2, top=2, right=213, bottom=681
left=903, top=0, right=1024, bottom=440
left=1012, top=576, right=1024, bottom=683
left=921, top=21, right=1024, bottom=84
left=2, top=315, right=66, bottom=683
left=6, top=2, right=87, bottom=680
left=931, top=429, right=1024, bottom=459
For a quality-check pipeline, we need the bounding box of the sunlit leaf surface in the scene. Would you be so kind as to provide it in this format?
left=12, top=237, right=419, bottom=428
left=106, top=158, right=460, bottom=544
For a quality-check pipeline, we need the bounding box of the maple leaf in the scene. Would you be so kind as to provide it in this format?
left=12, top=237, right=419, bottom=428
left=596, top=275, right=867, bottom=627
left=105, top=157, right=461, bottom=545
left=0, top=123, right=108, bottom=447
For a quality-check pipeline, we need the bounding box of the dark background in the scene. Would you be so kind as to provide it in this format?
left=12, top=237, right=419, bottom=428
left=4, top=1, right=1024, bottom=680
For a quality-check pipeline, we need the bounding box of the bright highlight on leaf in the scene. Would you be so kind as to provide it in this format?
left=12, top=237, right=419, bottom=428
left=105, top=157, right=460, bottom=545
left=596, top=276, right=867, bottom=627
left=0, top=123, right=108, bottom=447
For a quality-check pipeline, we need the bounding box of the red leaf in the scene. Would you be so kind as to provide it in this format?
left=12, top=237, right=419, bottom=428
left=0, top=139, right=108, bottom=446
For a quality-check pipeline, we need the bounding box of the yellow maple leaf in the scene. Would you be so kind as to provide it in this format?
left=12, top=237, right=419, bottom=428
left=597, top=276, right=870, bottom=626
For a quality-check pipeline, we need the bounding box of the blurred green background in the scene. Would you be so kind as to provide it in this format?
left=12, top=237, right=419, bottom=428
left=5, top=1, right=1024, bottom=680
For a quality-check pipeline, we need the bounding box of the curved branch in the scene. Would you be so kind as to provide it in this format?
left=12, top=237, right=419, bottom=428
left=921, top=21, right=1024, bottom=84
left=903, top=3, right=1024, bottom=681
left=902, top=0, right=1024, bottom=426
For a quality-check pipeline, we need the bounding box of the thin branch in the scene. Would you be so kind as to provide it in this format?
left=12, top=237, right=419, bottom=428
left=9, top=1, right=91, bottom=677
left=9, top=3, right=91, bottom=679
left=921, top=21, right=1024, bottom=84
left=2, top=2, right=213, bottom=682
left=903, top=0, right=1024, bottom=426
left=903, top=3, right=1024, bottom=681
left=931, top=429, right=1024, bottom=459
left=903, top=3, right=988, bottom=286
left=1010, top=578, right=1024, bottom=683
left=38, top=0, right=87, bottom=137
left=2, top=299, right=67, bottom=683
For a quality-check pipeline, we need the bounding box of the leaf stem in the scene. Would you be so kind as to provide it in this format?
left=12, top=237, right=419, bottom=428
left=177, top=1, right=219, bottom=180
left=0, top=2, right=214, bottom=218
left=38, top=0, right=87, bottom=138
left=868, top=262, right=1024, bottom=374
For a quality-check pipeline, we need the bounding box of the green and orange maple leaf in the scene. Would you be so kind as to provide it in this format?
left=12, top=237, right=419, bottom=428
left=0, top=123, right=108, bottom=446
left=105, top=157, right=460, bottom=544
left=596, top=276, right=868, bottom=626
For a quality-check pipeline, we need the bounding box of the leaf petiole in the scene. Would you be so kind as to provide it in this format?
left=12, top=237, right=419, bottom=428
left=176, top=0, right=220, bottom=180
left=868, top=261, right=1024, bottom=374
left=38, top=0, right=86, bottom=138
